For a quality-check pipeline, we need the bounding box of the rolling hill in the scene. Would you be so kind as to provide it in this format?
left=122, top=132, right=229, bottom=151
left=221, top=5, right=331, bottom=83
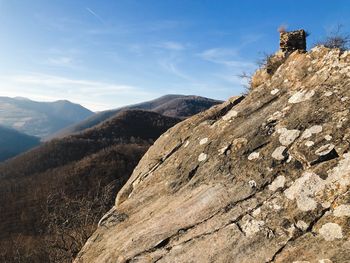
left=48, top=95, right=222, bottom=140
left=0, top=97, right=94, bottom=138
left=0, top=125, right=40, bottom=162
left=0, top=109, right=182, bottom=262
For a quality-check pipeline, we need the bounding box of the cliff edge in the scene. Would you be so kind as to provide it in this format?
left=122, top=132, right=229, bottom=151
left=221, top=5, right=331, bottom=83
left=76, top=46, right=350, bottom=263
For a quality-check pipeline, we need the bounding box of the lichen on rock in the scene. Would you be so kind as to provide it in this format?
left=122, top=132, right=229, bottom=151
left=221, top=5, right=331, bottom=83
left=319, top=223, right=343, bottom=241
left=75, top=46, right=350, bottom=263
left=284, top=172, right=325, bottom=211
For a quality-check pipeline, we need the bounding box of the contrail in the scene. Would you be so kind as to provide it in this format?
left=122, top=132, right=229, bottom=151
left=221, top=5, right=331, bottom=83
left=86, top=7, right=105, bottom=25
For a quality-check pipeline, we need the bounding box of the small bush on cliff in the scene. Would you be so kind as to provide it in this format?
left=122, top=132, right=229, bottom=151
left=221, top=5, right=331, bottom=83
left=257, top=52, right=287, bottom=75
left=238, top=52, right=287, bottom=95
left=238, top=71, right=253, bottom=95
left=41, top=181, right=116, bottom=263
left=315, top=24, right=350, bottom=51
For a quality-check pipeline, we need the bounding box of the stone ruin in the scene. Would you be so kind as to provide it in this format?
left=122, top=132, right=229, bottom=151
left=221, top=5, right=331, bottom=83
left=280, top=29, right=306, bottom=52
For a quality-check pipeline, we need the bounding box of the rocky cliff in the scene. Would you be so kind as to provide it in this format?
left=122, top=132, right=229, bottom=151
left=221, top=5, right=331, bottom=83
left=76, top=46, right=350, bottom=263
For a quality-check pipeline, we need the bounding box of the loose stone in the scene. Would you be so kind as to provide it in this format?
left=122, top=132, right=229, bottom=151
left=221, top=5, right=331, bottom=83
left=269, top=175, right=286, bottom=191
left=198, top=153, right=207, bottom=162
left=278, top=128, right=300, bottom=146
left=222, top=110, right=238, bottom=121
left=199, top=138, right=208, bottom=145
left=272, top=146, right=287, bottom=160
left=288, top=90, right=315, bottom=104
left=271, top=89, right=279, bottom=95
left=248, top=152, right=260, bottom=160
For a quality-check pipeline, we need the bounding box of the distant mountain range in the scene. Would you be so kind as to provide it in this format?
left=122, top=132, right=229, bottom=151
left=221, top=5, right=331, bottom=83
left=0, top=93, right=220, bottom=261
left=0, top=97, right=94, bottom=138
left=0, top=125, right=40, bottom=162
left=0, top=95, right=221, bottom=162
left=48, top=94, right=222, bottom=140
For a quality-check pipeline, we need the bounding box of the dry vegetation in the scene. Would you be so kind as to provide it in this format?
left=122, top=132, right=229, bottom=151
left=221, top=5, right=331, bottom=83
left=240, top=25, right=350, bottom=96
left=41, top=181, right=115, bottom=262
left=239, top=52, right=288, bottom=95
left=315, top=24, right=350, bottom=51
left=0, top=110, right=180, bottom=262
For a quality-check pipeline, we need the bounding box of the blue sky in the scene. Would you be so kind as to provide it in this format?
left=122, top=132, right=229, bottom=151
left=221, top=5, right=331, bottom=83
left=0, top=0, right=349, bottom=111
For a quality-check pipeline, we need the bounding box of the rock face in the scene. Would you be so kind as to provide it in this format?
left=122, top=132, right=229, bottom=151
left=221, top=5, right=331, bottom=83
left=76, top=47, right=350, bottom=263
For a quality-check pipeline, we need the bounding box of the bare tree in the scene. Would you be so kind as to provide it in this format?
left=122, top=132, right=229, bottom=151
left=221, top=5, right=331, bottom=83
left=237, top=71, right=253, bottom=95
left=0, top=234, right=45, bottom=263
left=41, top=181, right=116, bottom=262
left=316, top=24, right=350, bottom=51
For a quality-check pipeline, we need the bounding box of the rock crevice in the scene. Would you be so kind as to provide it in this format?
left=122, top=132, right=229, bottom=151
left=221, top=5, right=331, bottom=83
left=76, top=46, right=350, bottom=263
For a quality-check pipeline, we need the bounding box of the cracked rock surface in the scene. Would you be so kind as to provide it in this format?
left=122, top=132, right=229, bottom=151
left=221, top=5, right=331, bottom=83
left=76, top=47, right=350, bottom=263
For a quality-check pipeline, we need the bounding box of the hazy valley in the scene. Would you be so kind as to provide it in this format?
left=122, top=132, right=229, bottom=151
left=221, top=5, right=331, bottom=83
left=0, top=97, right=93, bottom=138
left=0, top=125, right=40, bottom=161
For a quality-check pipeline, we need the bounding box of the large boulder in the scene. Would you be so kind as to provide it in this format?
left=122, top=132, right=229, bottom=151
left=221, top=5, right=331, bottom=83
left=76, top=46, right=350, bottom=263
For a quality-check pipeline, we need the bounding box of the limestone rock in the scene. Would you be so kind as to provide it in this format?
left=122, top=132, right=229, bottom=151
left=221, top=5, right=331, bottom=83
left=76, top=47, right=350, bottom=263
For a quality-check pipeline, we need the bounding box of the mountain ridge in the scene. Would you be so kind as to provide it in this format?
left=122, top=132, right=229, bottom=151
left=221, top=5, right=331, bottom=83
left=0, top=125, right=40, bottom=162
left=0, top=109, right=181, bottom=262
left=47, top=94, right=222, bottom=140
left=0, top=100, right=218, bottom=262
left=0, top=96, right=94, bottom=138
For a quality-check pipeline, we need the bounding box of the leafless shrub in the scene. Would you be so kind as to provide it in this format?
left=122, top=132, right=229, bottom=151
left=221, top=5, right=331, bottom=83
left=256, top=52, right=273, bottom=68
left=41, top=181, right=116, bottom=263
left=239, top=49, right=289, bottom=95
left=0, top=235, right=47, bottom=263
left=315, top=24, right=350, bottom=51
left=257, top=52, right=286, bottom=75
left=238, top=71, right=253, bottom=95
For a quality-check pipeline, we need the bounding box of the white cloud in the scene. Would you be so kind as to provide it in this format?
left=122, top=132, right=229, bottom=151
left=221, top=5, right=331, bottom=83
left=38, top=47, right=83, bottom=69
left=197, top=47, right=257, bottom=94
left=199, top=48, right=238, bottom=62
left=4, top=74, right=131, bottom=92
left=46, top=56, right=75, bottom=67
left=158, top=55, right=193, bottom=81
left=222, top=60, right=256, bottom=68
left=239, top=34, right=265, bottom=47
left=128, top=44, right=143, bottom=56
left=48, top=57, right=73, bottom=64
left=198, top=47, right=256, bottom=69
left=155, top=41, right=186, bottom=51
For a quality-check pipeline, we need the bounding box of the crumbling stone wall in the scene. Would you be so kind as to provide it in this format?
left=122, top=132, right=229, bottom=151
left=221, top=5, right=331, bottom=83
left=280, top=29, right=306, bottom=52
